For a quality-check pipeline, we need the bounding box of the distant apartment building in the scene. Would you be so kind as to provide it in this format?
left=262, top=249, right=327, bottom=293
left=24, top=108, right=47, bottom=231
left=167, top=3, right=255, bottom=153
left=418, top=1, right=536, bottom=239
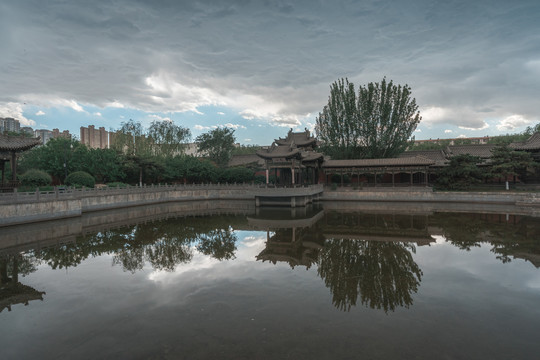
left=414, top=136, right=491, bottom=146
left=21, top=127, right=34, bottom=136
left=80, top=125, right=109, bottom=149
left=34, top=129, right=54, bottom=145
left=0, top=117, right=21, bottom=133
left=52, top=128, right=71, bottom=139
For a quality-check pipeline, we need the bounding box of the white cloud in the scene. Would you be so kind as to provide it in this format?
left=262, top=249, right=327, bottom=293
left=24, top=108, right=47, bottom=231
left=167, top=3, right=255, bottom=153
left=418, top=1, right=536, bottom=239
left=35, top=110, right=45, bottom=116
left=217, top=112, right=225, bottom=115
left=0, top=102, right=36, bottom=126
left=415, top=129, right=422, bottom=132
left=496, top=115, right=533, bottom=131
left=148, top=114, right=172, bottom=122
left=459, top=122, right=489, bottom=131
left=194, top=124, right=217, bottom=131
left=444, top=129, right=453, bottom=134
left=457, top=134, right=467, bottom=138
left=244, top=138, right=252, bottom=142
left=223, top=123, right=246, bottom=130
left=93, top=112, right=102, bottom=117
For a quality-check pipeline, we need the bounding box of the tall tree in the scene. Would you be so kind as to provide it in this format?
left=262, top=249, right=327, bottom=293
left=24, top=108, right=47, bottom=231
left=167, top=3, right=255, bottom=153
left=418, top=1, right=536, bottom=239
left=490, top=144, right=537, bottom=189
left=435, top=154, right=485, bottom=190
left=147, top=120, right=191, bottom=158
left=316, top=77, right=421, bottom=159
left=195, top=127, right=236, bottom=167
left=19, top=137, right=88, bottom=182
left=112, top=119, right=157, bottom=186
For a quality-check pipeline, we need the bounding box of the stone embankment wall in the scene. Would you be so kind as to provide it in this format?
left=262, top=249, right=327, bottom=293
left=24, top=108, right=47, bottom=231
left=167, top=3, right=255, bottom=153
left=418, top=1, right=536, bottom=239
left=1, top=184, right=539, bottom=227
left=321, top=187, right=540, bottom=215
left=0, top=185, right=257, bottom=227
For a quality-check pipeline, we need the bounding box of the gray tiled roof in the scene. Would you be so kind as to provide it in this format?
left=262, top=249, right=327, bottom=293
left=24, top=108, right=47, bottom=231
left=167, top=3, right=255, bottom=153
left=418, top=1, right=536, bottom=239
left=228, top=154, right=265, bottom=167
left=274, top=129, right=317, bottom=147
left=399, top=150, right=448, bottom=166
left=0, top=134, right=41, bottom=151
left=323, top=156, right=435, bottom=168
left=510, top=132, right=540, bottom=150
left=446, top=144, right=495, bottom=158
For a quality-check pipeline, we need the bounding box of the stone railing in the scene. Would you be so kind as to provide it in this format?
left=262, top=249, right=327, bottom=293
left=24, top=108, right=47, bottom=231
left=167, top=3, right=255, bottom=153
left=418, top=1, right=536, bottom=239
left=0, top=183, right=259, bottom=205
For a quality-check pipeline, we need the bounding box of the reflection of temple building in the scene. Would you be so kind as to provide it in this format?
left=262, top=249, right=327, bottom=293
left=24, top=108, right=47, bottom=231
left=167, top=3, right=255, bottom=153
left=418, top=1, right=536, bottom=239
left=321, top=211, right=436, bottom=246
left=249, top=207, right=326, bottom=269
left=0, top=255, right=45, bottom=312
left=250, top=208, right=435, bottom=270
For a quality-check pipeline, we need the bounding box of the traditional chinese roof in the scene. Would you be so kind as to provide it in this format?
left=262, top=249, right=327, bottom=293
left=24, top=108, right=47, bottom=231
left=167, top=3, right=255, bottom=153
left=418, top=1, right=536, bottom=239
left=322, top=156, right=435, bottom=168
left=0, top=134, right=41, bottom=152
left=446, top=144, right=495, bottom=158
left=256, top=143, right=302, bottom=160
left=510, top=132, right=540, bottom=150
left=399, top=149, right=448, bottom=166
left=274, top=129, right=317, bottom=147
left=228, top=154, right=265, bottom=167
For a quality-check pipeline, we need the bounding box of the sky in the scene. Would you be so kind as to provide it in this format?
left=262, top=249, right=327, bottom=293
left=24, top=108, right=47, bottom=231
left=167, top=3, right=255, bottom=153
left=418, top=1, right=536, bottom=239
left=1, top=0, right=539, bottom=145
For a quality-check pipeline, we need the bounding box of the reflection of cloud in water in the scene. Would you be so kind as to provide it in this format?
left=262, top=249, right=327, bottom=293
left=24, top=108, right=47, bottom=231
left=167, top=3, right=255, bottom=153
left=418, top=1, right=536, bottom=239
left=432, top=235, right=447, bottom=245
left=148, top=231, right=267, bottom=283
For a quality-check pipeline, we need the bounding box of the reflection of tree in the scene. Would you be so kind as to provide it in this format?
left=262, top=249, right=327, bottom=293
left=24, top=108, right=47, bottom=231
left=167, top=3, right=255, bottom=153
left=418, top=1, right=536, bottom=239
left=33, top=215, right=241, bottom=273
left=197, top=227, right=237, bottom=261
left=433, top=213, right=540, bottom=267
left=1, top=254, right=45, bottom=312
left=317, top=239, right=422, bottom=312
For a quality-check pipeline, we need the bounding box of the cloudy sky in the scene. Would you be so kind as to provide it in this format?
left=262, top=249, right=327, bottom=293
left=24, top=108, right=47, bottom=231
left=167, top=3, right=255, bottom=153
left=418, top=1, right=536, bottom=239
left=1, top=0, right=539, bottom=144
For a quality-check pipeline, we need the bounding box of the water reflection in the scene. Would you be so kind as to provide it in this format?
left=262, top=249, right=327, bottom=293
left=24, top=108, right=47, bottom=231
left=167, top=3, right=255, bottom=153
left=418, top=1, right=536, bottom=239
left=1, top=206, right=539, bottom=314
left=0, top=254, right=45, bottom=312
left=250, top=208, right=424, bottom=312
left=36, top=215, right=244, bottom=273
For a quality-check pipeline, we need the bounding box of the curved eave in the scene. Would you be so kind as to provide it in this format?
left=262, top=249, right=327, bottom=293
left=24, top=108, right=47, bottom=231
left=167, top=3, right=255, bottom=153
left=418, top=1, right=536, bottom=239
left=0, top=135, right=41, bottom=152
left=256, top=148, right=301, bottom=160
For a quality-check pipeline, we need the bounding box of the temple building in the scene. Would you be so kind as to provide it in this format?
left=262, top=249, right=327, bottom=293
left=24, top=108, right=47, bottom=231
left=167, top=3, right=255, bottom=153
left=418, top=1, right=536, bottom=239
left=255, top=129, right=324, bottom=186
left=0, top=134, right=41, bottom=190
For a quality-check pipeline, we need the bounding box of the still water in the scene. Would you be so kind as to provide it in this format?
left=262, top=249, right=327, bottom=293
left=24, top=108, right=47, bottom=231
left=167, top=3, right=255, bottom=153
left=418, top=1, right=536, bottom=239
left=1, top=204, right=540, bottom=359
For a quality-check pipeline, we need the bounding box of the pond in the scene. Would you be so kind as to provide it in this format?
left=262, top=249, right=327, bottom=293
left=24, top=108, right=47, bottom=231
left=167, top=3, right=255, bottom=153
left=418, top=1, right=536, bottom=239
left=1, top=203, right=540, bottom=359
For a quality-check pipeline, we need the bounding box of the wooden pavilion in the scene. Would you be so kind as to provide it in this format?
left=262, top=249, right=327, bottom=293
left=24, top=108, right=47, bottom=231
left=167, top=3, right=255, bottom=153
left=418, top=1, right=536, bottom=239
left=256, top=129, right=324, bottom=186
left=0, top=134, right=41, bottom=190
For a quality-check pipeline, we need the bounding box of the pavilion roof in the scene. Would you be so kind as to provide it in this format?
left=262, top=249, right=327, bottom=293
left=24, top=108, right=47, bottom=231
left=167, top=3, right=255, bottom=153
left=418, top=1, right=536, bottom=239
left=274, top=129, right=317, bottom=147
left=256, top=143, right=302, bottom=160
left=399, top=149, right=448, bottom=166
left=322, top=156, right=435, bottom=168
left=228, top=154, right=265, bottom=167
left=510, top=132, right=540, bottom=150
left=0, top=134, right=41, bottom=152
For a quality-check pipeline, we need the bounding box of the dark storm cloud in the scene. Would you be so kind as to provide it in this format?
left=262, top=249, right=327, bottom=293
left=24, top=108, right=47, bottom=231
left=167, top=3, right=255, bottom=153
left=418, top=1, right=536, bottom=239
left=1, top=0, right=539, bottom=129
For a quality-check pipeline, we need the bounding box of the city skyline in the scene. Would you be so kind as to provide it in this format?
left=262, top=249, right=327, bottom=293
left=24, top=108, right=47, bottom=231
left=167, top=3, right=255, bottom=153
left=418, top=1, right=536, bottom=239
left=1, top=0, right=539, bottom=145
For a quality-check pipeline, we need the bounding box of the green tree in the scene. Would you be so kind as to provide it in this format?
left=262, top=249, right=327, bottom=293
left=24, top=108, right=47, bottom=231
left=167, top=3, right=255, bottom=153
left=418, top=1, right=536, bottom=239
left=490, top=145, right=537, bottom=189
left=435, top=154, right=485, bottom=190
left=196, top=127, right=236, bottom=167
left=316, top=77, right=421, bottom=159
left=147, top=120, right=191, bottom=158
left=112, top=119, right=157, bottom=186
left=84, top=148, right=125, bottom=183
left=19, top=137, right=88, bottom=182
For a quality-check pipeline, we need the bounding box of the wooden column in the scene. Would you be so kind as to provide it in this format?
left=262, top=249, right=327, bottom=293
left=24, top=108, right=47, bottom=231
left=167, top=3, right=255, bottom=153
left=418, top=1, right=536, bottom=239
left=11, top=151, right=17, bottom=182
left=291, top=159, right=295, bottom=185
left=392, top=171, right=395, bottom=187
left=1, top=160, right=5, bottom=187
left=265, top=161, right=269, bottom=184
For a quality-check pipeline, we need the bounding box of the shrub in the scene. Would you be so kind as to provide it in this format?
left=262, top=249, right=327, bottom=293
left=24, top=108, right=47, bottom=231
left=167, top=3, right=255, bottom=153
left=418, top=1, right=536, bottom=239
left=106, top=182, right=128, bottom=188
left=19, top=169, right=51, bottom=187
left=66, top=171, right=95, bottom=188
